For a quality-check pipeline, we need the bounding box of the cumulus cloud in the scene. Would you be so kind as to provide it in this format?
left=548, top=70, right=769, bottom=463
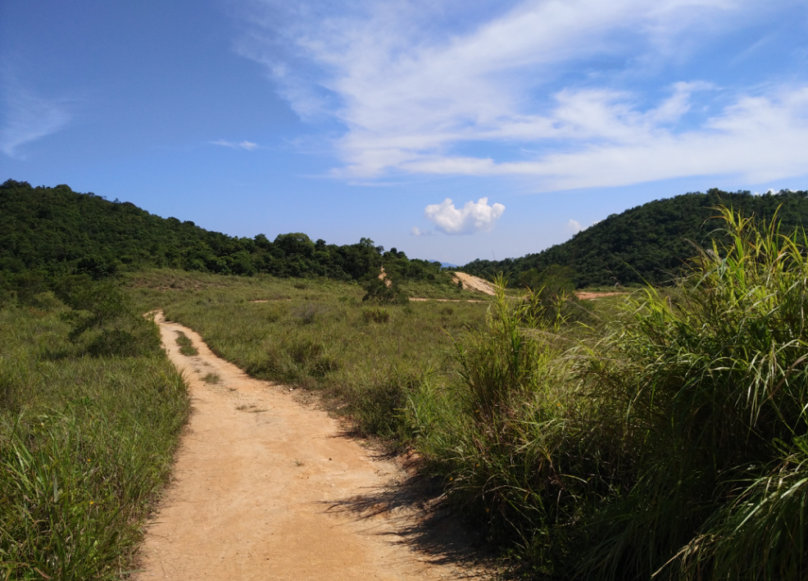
left=0, top=78, right=70, bottom=159
left=410, top=226, right=432, bottom=236
left=424, top=197, right=505, bottom=235
left=210, top=140, right=259, bottom=150
left=232, top=0, right=808, bottom=189
left=567, top=219, right=582, bottom=234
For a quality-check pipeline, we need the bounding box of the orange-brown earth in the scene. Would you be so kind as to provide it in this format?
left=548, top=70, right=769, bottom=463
left=574, top=291, right=628, bottom=300
left=134, top=312, right=487, bottom=581
left=450, top=273, right=495, bottom=296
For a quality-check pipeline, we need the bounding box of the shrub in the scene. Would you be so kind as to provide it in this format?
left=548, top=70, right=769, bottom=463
left=578, top=208, right=808, bottom=580
left=362, top=278, right=409, bottom=305
left=362, top=307, right=390, bottom=323
left=410, top=208, right=808, bottom=580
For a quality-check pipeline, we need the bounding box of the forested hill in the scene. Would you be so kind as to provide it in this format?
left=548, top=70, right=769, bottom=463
left=0, top=180, right=443, bottom=285
left=460, top=188, right=808, bottom=288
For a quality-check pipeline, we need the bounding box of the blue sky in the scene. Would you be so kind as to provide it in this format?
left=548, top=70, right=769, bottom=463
left=2, top=0, right=807, bottom=264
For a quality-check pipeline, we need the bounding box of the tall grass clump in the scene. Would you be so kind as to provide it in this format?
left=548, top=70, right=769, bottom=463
left=0, top=287, right=189, bottom=580
left=406, top=279, right=612, bottom=574
left=579, top=207, right=808, bottom=580
left=409, top=208, right=808, bottom=580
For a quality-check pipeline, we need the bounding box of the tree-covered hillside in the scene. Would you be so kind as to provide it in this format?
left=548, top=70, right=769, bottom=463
left=460, top=188, right=808, bottom=287
left=0, top=180, right=444, bottom=289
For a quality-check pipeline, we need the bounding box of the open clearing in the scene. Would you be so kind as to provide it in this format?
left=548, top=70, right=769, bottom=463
left=135, top=312, right=486, bottom=580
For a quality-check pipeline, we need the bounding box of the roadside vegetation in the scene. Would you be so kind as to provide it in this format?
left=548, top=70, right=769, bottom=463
left=132, top=207, right=808, bottom=580
left=0, top=281, right=189, bottom=580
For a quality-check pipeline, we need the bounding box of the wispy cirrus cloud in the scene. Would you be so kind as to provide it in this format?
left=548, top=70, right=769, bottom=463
left=210, top=139, right=259, bottom=150
left=233, top=0, right=808, bottom=189
left=0, top=76, right=71, bottom=159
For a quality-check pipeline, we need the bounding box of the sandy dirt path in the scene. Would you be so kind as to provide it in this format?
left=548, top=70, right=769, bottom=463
left=135, top=312, right=483, bottom=581
left=574, top=291, right=628, bottom=300
left=409, top=298, right=487, bottom=303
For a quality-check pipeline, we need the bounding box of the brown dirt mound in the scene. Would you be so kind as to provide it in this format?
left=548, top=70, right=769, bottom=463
left=451, top=272, right=495, bottom=296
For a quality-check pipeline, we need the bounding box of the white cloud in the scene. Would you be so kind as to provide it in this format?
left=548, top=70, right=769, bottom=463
left=210, top=140, right=259, bottom=150
left=410, top=226, right=432, bottom=236
left=234, top=0, right=808, bottom=189
left=424, top=197, right=505, bottom=235
left=567, top=219, right=582, bottom=233
left=0, top=78, right=70, bottom=159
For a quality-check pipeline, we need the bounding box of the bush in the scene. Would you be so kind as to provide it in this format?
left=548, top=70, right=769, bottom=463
left=362, top=307, right=390, bottom=323
left=409, top=208, right=808, bottom=580
left=362, top=278, right=409, bottom=305
left=578, top=208, right=808, bottom=580
left=58, top=277, right=161, bottom=358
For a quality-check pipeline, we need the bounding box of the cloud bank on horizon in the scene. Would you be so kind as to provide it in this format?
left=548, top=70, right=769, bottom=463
left=233, top=0, right=808, bottom=191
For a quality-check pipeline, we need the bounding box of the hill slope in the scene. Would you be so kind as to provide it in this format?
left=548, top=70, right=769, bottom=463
left=460, top=188, right=808, bottom=287
left=0, top=180, right=445, bottom=289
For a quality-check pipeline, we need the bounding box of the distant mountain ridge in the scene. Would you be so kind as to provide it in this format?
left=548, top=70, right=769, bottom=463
left=459, top=188, right=808, bottom=288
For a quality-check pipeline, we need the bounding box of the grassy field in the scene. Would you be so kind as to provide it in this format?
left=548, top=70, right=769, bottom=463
left=0, top=289, right=189, bottom=580
left=128, top=270, right=493, bottom=440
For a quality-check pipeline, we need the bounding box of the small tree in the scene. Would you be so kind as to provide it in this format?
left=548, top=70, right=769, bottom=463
left=362, top=278, right=409, bottom=305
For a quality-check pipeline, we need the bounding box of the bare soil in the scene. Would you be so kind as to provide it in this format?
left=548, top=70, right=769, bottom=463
left=134, top=312, right=487, bottom=580
left=450, top=273, right=495, bottom=296
left=409, top=298, right=486, bottom=303
left=574, top=291, right=628, bottom=300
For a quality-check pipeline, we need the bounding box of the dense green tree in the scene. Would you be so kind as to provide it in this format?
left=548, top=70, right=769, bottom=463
left=0, top=180, right=450, bottom=296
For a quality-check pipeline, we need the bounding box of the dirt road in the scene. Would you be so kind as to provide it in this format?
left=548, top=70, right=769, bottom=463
left=135, top=312, right=483, bottom=581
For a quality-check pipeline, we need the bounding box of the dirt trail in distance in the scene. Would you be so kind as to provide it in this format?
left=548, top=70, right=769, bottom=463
left=574, top=291, right=627, bottom=300
left=135, top=312, right=486, bottom=581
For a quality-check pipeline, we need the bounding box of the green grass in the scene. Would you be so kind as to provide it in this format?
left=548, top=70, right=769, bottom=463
left=202, top=372, right=220, bottom=384
left=0, top=293, right=189, bottom=580
left=174, top=331, right=198, bottom=356
left=128, top=270, right=493, bottom=441
left=405, top=208, right=808, bottom=580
